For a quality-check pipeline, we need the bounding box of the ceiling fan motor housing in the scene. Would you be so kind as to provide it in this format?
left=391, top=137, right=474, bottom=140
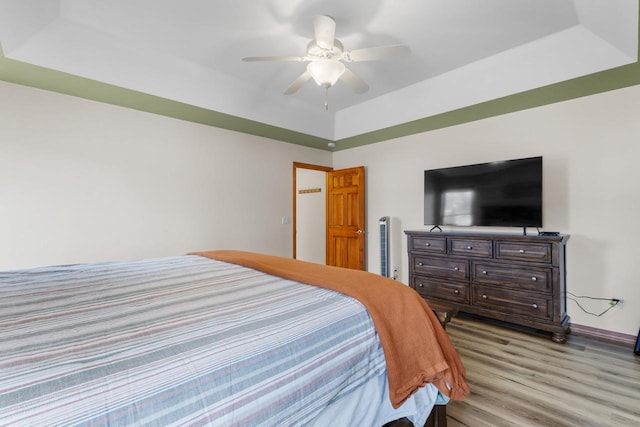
left=306, top=39, right=344, bottom=60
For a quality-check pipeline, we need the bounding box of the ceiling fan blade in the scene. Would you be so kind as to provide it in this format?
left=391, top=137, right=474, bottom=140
left=313, top=15, right=336, bottom=49
left=339, top=67, right=368, bottom=94
left=283, top=71, right=312, bottom=95
left=343, top=45, right=411, bottom=62
left=242, top=55, right=306, bottom=62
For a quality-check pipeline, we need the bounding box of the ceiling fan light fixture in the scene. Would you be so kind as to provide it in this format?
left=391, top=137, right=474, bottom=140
left=307, top=59, right=345, bottom=88
left=244, top=15, right=409, bottom=100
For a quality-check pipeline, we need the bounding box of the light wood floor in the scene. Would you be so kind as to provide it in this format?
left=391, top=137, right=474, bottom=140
left=444, top=316, right=640, bottom=427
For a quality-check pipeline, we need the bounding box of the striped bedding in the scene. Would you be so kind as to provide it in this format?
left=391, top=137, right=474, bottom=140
left=0, top=255, right=436, bottom=426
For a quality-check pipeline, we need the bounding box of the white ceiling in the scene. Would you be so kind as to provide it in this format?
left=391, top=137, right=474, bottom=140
left=0, top=0, right=637, bottom=141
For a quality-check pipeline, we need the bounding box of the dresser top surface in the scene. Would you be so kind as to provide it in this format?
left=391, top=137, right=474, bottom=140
left=404, top=230, right=569, bottom=243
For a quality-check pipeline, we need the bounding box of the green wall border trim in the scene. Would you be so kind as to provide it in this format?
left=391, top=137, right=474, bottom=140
left=0, top=48, right=332, bottom=150
left=2, top=27, right=639, bottom=152
left=333, top=60, right=640, bottom=151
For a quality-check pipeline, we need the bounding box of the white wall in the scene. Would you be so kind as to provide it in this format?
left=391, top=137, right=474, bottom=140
left=0, top=81, right=331, bottom=269
left=334, top=84, right=640, bottom=337
left=2, top=78, right=638, bottom=337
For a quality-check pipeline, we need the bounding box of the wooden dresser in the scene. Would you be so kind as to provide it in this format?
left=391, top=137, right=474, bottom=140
left=405, top=230, right=570, bottom=343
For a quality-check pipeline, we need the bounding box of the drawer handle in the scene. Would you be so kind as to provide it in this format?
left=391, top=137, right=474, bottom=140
left=454, top=289, right=460, bottom=294
left=531, top=276, right=537, bottom=282
left=481, top=270, right=487, bottom=275
left=466, top=246, right=473, bottom=250
left=425, top=242, right=431, bottom=247
left=418, top=283, right=424, bottom=288
left=453, top=266, right=460, bottom=271
left=519, top=249, right=525, bottom=253
left=532, top=304, right=538, bottom=309
left=482, top=294, right=488, bottom=299
left=418, top=262, right=424, bottom=266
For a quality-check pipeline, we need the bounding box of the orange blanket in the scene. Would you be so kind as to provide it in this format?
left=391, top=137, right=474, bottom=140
left=191, top=250, right=469, bottom=408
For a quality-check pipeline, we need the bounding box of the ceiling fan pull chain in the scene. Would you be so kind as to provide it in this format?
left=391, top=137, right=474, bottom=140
left=324, top=86, right=329, bottom=110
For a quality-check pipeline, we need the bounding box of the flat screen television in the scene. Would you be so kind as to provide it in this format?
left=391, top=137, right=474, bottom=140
left=424, top=156, right=542, bottom=228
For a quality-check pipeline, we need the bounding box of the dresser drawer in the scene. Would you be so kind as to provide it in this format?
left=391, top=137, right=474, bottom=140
left=472, top=262, right=551, bottom=291
left=412, top=275, right=469, bottom=304
left=409, top=236, right=447, bottom=254
left=413, top=256, right=468, bottom=280
left=495, top=241, right=552, bottom=264
left=449, top=238, right=493, bottom=258
left=472, top=285, right=552, bottom=320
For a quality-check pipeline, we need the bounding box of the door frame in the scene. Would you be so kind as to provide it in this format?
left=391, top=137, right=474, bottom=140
left=292, top=162, right=332, bottom=260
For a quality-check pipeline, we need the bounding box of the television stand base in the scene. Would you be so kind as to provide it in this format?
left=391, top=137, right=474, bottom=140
left=429, top=225, right=442, bottom=232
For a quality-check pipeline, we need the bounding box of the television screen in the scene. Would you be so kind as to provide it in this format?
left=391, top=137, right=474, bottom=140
left=424, top=156, right=542, bottom=227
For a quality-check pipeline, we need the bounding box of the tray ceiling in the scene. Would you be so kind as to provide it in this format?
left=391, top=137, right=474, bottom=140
left=0, top=0, right=637, bottom=142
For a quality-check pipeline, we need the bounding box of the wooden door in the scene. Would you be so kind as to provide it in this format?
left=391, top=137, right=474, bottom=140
left=326, top=166, right=365, bottom=270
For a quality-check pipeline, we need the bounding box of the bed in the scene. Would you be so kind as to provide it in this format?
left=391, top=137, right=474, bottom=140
left=0, top=250, right=468, bottom=426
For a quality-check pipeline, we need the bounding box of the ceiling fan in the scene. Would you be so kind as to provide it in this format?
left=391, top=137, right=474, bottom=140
left=242, top=15, right=411, bottom=109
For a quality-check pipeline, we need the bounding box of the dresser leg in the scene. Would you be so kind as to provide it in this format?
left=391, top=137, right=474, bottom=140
left=551, top=332, right=567, bottom=344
